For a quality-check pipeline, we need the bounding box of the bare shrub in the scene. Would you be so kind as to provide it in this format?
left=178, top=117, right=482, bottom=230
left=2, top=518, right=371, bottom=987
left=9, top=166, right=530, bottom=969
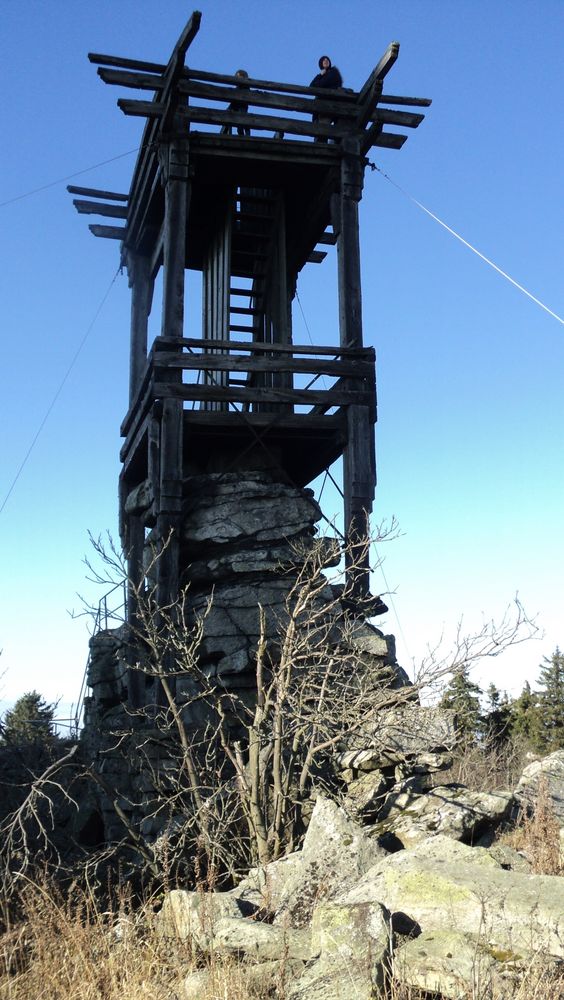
left=435, top=734, right=531, bottom=793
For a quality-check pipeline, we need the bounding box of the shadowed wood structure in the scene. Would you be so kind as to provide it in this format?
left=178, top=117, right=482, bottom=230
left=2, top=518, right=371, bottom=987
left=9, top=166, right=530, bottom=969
left=69, top=12, right=430, bottom=702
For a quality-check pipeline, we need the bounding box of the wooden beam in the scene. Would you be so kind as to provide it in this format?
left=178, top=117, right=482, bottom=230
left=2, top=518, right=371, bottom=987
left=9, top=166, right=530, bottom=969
left=380, top=93, right=432, bottom=107
left=169, top=11, right=202, bottom=69
left=184, top=67, right=358, bottom=101
left=67, top=185, right=128, bottom=201
left=338, top=137, right=364, bottom=348
left=89, top=52, right=167, bottom=73
left=188, top=131, right=340, bottom=167
left=308, top=250, right=327, bottom=264
left=93, top=56, right=359, bottom=100
left=153, top=381, right=373, bottom=407
left=156, top=336, right=375, bottom=359
left=99, top=69, right=356, bottom=120
left=128, top=253, right=151, bottom=405
left=161, top=10, right=202, bottom=135
left=365, top=130, right=408, bottom=152
left=89, top=224, right=126, bottom=239
left=355, top=41, right=400, bottom=133
left=359, top=42, right=400, bottom=103
left=153, top=352, right=374, bottom=378
left=183, top=410, right=344, bottom=431
left=372, top=108, right=424, bottom=128
left=179, top=79, right=356, bottom=118
left=73, top=199, right=128, bottom=218
left=118, top=98, right=353, bottom=140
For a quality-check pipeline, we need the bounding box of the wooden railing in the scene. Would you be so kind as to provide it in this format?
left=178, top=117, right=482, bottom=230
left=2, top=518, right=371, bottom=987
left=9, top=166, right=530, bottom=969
left=120, top=336, right=375, bottom=456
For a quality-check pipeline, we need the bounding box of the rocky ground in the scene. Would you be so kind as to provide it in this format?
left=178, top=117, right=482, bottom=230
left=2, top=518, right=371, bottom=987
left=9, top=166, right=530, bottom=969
left=158, top=748, right=564, bottom=999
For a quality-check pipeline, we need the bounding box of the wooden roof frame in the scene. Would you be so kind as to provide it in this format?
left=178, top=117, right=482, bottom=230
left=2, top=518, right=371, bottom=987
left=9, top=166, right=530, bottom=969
left=69, top=10, right=431, bottom=257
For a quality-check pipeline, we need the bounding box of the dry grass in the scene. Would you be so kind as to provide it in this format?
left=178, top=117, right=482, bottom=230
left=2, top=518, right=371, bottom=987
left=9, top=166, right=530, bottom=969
left=2, top=878, right=564, bottom=1000
left=0, top=880, right=280, bottom=1000
left=435, top=737, right=530, bottom=794
left=501, top=776, right=563, bottom=876
left=386, top=962, right=564, bottom=999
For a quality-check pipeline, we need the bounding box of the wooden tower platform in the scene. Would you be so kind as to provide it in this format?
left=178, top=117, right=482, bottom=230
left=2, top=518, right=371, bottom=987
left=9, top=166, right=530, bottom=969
left=69, top=12, right=430, bottom=679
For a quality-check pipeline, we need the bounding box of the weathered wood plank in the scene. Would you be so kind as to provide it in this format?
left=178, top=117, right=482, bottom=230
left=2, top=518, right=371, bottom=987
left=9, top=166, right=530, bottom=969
left=344, top=402, right=376, bottom=600
left=128, top=253, right=151, bottom=404
left=182, top=105, right=352, bottom=139
left=120, top=371, right=154, bottom=444
left=89, top=51, right=166, bottom=73
left=372, top=108, right=424, bottom=128
left=364, top=129, right=407, bottom=152
left=183, top=409, right=344, bottom=431
left=118, top=98, right=352, bottom=140
left=356, top=41, right=399, bottom=131
left=89, top=224, right=126, bottom=239
left=178, top=80, right=357, bottom=118
left=93, top=56, right=359, bottom=100
left=308, top=250, right=327, bottom=264
left=189, top=131, right=340, bottom=167
left=338, top=138, right=364, bottom=349
left=153, top=352, right=374, bottom=378
left=380, top=93, right=432, bottom=107
left=73, top=199, right=128, bottom=218
left=318, top=232, right=338, bottom=245
left=98, top=68, right=357, bottom=120
left=155, top=336, right=375, bottom=359
left=153, top=381, right=373, bottom=407
left=184, top=67, right=358, bottom=101
left=67, top=185, right=128, bottom=201
left=98, top=67, right=165, bottom=90
left=359, top=42, right=400, bottom=104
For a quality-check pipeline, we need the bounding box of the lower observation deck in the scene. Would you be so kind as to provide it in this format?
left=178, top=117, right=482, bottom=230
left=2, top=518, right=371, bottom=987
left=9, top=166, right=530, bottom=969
left=120, top=335, right=375, bottom=491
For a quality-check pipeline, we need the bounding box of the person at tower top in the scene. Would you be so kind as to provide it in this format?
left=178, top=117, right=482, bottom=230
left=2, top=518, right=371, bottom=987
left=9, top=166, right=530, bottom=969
left=310, top=56, right=343, bottom=89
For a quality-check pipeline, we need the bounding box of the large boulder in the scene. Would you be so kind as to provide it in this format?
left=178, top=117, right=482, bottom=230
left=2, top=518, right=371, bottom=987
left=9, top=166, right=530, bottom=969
left=180, top=473, right=321, bottom=551
left=273, top=797, right=387, bottom=928
left=338, top=847, right=564, bottom=959
left=393, top=929, right=522, bottom=999
left=344, top=704, right=456, bottom=764
left=514, top=750, right=564, bottom=825
left=237, top=796, right=387, bottom=928
left=157, top=889, right=254, bottom=949
left=288, top=900, right=390, bottom=1000
left=211, top=917, right=312, bottom=961
left=377, top=782, right=513, bottom=848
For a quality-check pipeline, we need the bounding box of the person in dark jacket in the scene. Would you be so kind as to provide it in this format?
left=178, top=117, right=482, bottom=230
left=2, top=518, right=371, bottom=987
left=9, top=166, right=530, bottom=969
left=310, top=56, right=343, bottom=141
left=310, top=55, right=343, bottom=90
left=222, top=68, right=250, bottom=136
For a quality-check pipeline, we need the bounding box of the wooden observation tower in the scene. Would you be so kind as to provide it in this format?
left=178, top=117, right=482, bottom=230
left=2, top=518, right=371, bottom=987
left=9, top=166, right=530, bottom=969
left=69, top=13, right=430, bottom=703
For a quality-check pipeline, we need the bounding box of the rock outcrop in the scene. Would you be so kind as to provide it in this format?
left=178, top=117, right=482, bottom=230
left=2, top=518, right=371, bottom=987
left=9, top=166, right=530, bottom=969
left=158, top=785, right=564, bottom=999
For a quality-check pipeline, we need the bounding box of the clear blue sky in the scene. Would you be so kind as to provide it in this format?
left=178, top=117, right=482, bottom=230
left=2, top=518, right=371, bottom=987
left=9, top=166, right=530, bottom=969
left=1, top=0, right=562, bottom=728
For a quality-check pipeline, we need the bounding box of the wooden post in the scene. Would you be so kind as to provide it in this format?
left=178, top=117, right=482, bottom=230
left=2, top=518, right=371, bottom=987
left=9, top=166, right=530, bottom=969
left=337, top=137, right=374, bottom=601
left=156, top=136, right=190, bottom=693
left=122, top=252, right=153, bottom=707
left=127, top=252, right=152, bottom=405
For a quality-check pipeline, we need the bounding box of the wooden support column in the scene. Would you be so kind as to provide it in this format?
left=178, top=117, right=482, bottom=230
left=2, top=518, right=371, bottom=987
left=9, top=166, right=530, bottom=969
left=121, top=253, right=153, bottom=708
left=127, top=252, right=152, bottom=404
left=337, top=138, right=374, bottom=601
left=272, top=196, right=293, bottom=407
left=156, top=137, right=190, bottom=692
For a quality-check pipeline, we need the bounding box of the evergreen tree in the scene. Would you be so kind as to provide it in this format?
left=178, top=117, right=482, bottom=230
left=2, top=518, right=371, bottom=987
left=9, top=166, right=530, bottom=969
left=0, top=690, right=57, bottom=746
left=509, top=680, right=542, bottom=750
left=481, top=683, right=511, bottom=748
left=440, top=667, right=483, bottom=742
left=536, top=648, right=564, bottom=752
